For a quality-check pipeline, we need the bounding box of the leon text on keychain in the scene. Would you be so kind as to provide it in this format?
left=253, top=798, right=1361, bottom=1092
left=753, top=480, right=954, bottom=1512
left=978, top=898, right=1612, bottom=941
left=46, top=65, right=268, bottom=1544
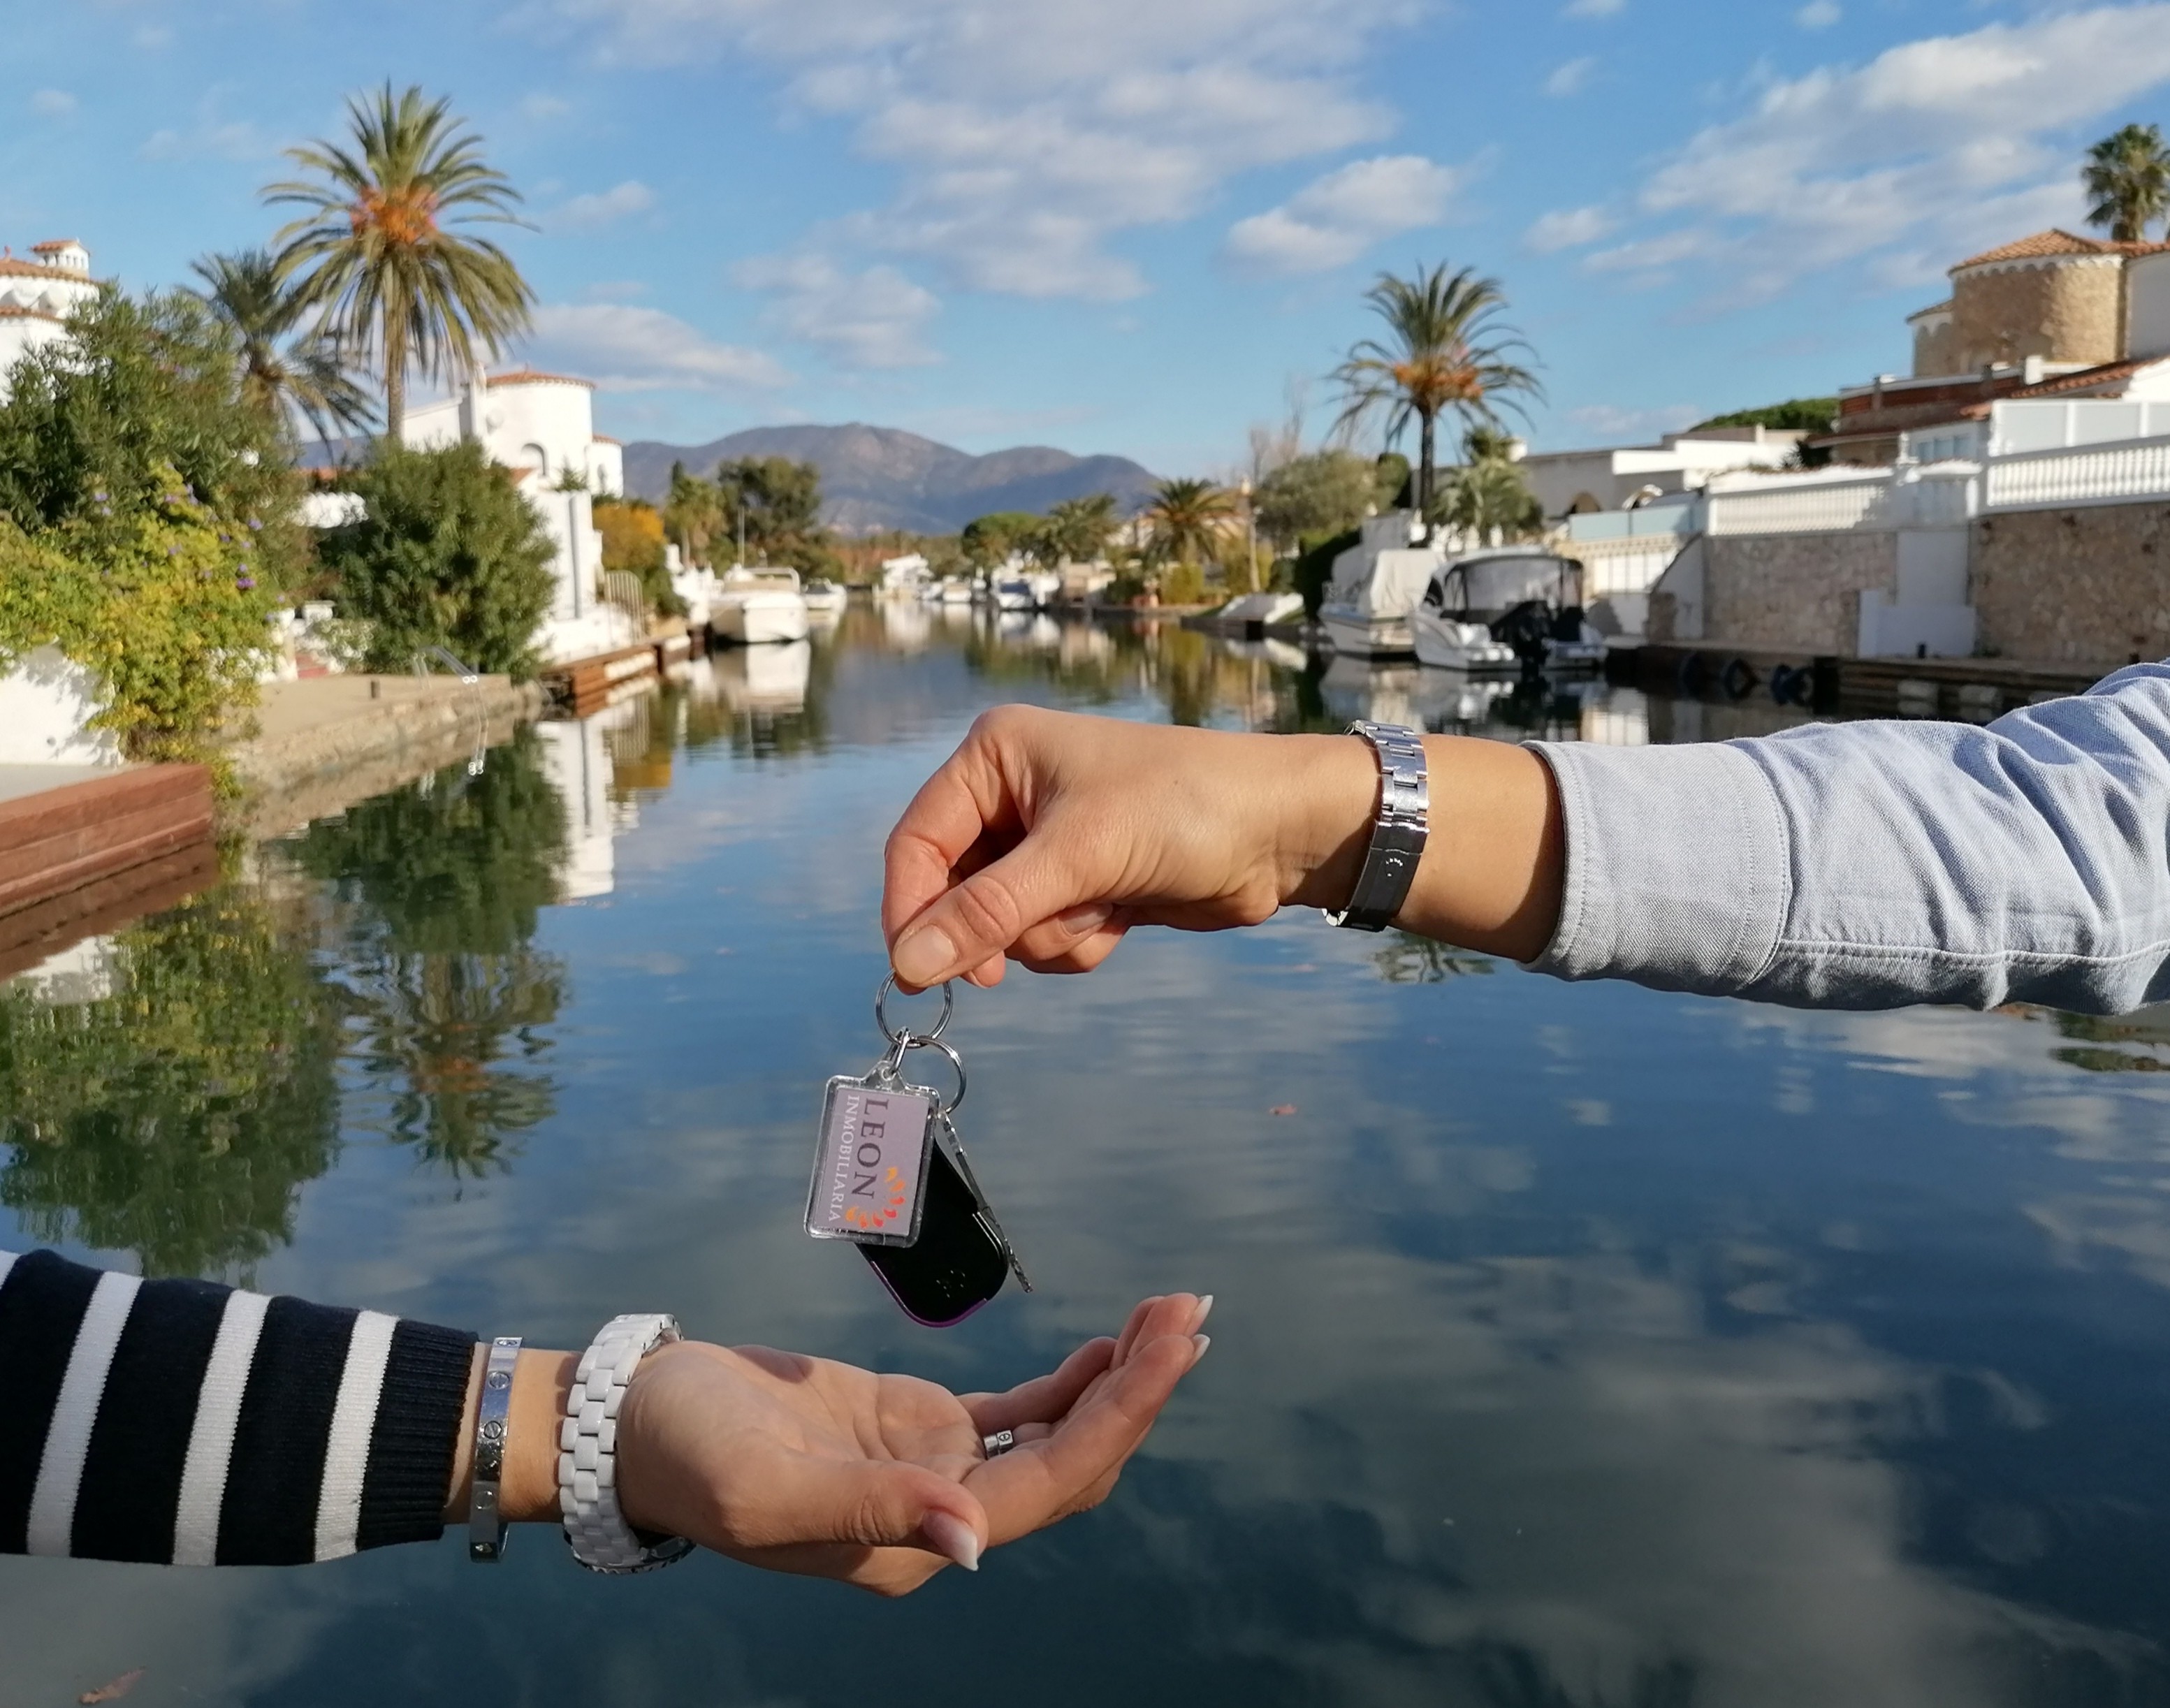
left=804, top=975, right=1033, bottom=1327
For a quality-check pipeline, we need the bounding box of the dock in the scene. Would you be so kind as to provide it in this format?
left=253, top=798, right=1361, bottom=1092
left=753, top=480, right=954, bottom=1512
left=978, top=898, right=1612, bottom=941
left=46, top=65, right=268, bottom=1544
left=1608, top=644, right=2115, bottom=719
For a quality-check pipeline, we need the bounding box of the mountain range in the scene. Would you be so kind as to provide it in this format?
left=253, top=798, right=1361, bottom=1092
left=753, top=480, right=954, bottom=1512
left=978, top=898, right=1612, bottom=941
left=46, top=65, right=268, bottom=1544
left=620, top=423, right=1160, bottom=535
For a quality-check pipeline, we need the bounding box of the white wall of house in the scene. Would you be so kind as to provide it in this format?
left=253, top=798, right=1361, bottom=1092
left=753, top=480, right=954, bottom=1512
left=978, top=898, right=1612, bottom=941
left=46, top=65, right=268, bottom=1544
left=1519, top=428, right=1803, bottom=518
left=0, top=647, right=120, bottom=766
left=0, top=239, right=101, bottom=403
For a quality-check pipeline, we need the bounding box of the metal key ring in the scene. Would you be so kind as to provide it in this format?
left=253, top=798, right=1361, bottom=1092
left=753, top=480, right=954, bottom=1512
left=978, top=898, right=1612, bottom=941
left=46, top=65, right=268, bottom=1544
left=898, top=1035, right=968, bottom=1118
left=875, top=973, right=953, bottom=1046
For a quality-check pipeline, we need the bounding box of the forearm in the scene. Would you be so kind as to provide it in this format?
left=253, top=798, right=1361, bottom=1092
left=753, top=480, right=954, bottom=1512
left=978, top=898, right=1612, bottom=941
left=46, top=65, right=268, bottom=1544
left=439, top=1345, right=577, bottom=1527
left=1273, top=732, right=1564, bottom=961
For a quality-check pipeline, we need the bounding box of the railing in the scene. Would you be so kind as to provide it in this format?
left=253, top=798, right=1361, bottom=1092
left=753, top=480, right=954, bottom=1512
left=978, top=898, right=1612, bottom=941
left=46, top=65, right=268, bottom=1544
left=602, top=569, right=646, bottom=615
left=1982, top=435, right=2170, bottom=513
left=412, top=644, right=479, bottom=684
left=1564, top=501, right=1703, bottom=543
left=1705, top=467, right=1977, bottom=535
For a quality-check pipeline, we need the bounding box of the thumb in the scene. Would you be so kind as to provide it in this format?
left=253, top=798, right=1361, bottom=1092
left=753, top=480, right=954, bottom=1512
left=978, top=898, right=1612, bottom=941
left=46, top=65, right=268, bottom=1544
left=769, top=1455, right=989, bottom=1571
left=891, top=843, right=1095, bottom=989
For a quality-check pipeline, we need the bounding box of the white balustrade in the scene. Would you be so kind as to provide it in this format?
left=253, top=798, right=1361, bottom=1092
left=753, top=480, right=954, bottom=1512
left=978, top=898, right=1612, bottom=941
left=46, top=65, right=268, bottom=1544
left=1706, top=475, right=1894, bottom=536
left=1982, top=436, right=2170, bottom=513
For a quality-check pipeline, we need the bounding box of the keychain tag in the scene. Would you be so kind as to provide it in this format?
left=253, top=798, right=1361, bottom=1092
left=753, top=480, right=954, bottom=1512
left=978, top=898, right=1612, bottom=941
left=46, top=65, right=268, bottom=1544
left=804, top=1074, right=936, bottom=1248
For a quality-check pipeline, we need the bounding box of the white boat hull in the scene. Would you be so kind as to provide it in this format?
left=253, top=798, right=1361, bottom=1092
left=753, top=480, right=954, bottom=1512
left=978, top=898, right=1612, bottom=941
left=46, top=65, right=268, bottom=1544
left=1320, top=604, right=1414, bottom=658
left=1411, top=609, right=1520, bottom=673
left=801, top=587, right=847, bottom=615
left=713, top=594, right=810, bottom=645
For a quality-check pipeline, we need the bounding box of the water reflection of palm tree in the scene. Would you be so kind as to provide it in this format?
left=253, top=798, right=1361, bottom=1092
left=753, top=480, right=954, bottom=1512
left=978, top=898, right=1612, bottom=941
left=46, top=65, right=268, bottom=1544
left=292, top=729, right=570, bottom=1174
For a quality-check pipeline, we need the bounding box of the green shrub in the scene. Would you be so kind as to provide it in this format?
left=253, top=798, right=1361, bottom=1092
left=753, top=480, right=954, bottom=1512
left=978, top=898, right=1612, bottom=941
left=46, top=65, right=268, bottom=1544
left=0, top=289, right=309, bottom=597
left=1159, top=560, right=1209, bottom=605
left=1292, top=527, right=1360, bottom=619
left=319, top=440, right=557, bottom=680
left=0, top=469, right=275, bottom=764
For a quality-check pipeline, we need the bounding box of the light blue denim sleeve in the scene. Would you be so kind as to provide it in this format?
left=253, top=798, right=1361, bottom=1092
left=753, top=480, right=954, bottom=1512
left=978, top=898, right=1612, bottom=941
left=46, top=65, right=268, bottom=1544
left=1525, top=662, right=2170, bottom=1013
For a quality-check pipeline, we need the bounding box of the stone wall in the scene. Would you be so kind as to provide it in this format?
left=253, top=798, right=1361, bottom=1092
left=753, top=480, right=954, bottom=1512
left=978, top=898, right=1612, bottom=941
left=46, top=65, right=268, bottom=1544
left=1972, top=500, right=2170, bottom=665
left=1952, top=258, right=2122, bottom=372
left=1700, top=532, right=1897, bottom=655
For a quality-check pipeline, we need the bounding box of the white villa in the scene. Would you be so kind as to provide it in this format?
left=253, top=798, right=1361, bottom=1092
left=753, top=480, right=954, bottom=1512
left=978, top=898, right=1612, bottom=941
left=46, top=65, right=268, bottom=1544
left=0, top=239, right=99, bottom=391
left=398, top=367, right=635, bottom=665
left=1515, top=424, right=1808, bottom=519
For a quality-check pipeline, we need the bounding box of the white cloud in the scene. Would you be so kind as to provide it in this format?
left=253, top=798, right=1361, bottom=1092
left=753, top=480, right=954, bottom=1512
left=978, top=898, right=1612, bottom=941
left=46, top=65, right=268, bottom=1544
left=1545, top=56, right=1596, bottom=97
left=1223, top=154, right=1471, bottom=275
left=521, top=92, right=573, bottom=120
left=1796, top=0, right=1841, bottom=29
left=537, top=0, right=1418, bottom=299
left=29, top=89, right=77, bottom=117
left=551, top=180, right=656, bottom=228
left=1563, top=0, right=1624, bottom=15
left=131, top=22, right=173, bottom=49
left=1524, top=204, right=1617, bottom=252
left=732, top=253, right=942, bottom=367
left=1598, top=5, right=2170, bottom=308
left=525, top=303, right=793, bottom=393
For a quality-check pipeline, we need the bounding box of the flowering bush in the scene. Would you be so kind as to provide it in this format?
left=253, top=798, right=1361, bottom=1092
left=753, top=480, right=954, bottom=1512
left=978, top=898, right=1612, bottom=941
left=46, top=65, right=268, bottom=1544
left=0, top=463, right=273, bottom=764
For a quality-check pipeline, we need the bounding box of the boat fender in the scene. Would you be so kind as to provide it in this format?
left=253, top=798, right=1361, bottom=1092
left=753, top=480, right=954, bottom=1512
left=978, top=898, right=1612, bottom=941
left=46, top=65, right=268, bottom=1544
left=1769, top=663, right=1796, bottom=705
left=1675, top=651, right=1709, bottom=695
left=1720, top=657, right=1756, bottom=700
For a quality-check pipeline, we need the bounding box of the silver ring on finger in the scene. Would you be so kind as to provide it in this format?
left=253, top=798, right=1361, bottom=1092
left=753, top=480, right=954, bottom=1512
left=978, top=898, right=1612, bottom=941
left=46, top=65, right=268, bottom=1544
left=981, top=1429, right=1016, bottom=1459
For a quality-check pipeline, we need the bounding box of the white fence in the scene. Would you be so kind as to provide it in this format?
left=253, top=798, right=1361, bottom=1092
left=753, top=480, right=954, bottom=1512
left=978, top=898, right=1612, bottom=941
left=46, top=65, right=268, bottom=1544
left=1982, top=437, right=2170, bottom=513
left=1705, top=467, right=1978, bottom=536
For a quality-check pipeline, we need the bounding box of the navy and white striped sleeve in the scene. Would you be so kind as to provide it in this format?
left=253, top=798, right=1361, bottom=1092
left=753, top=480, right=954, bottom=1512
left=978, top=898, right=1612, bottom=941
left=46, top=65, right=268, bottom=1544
left=0, top=1249, right=476, bottom=1566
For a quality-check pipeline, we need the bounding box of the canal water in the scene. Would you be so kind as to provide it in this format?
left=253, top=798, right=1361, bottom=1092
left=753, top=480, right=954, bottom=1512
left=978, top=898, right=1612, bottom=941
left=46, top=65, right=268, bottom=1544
left=6, top=606, right=2170, bottom=1707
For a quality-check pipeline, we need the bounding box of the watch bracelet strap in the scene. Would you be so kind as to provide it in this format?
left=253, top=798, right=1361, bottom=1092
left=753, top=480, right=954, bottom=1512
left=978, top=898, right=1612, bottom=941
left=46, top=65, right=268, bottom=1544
left=467, top=1334, right=522, bottom=1563
left=560, top=1313, right=694, bottom=1574
left=1325, top=721, right=1429, bottom=933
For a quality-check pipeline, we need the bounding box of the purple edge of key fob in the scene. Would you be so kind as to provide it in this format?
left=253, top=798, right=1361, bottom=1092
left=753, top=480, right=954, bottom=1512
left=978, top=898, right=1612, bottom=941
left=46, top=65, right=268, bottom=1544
left=868, top=1260, right=994, bottom=1329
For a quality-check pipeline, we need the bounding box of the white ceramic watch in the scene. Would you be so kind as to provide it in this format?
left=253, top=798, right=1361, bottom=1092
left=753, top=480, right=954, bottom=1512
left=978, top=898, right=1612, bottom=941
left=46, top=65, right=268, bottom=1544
left=559, top=1312, right=695, bottom=1574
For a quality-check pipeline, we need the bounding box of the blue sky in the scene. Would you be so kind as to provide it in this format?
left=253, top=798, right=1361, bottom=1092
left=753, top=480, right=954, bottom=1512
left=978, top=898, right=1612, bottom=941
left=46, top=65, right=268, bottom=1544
left=7, top=0, right=2170, bottom=476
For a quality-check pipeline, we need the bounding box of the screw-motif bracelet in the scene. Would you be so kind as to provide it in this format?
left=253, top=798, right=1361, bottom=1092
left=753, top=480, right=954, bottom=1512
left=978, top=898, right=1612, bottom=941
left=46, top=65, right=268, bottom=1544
left=467, top=1334, right=521, bottom=1563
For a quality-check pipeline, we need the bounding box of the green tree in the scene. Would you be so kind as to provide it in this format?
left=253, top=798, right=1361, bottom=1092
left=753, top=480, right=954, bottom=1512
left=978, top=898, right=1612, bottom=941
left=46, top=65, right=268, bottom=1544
left=1331, top=263, right=1542, bottom=521
left=1439, top=432, right=1543, bottom=543
left=960, top=511, right=1042, bottom=570
left=1252, top=449, right=1377, bottom=553
left=2084, top=123, right=2170, bottom=242
left=664, top=461, right=727, bottom=567
left=1692, top=398, right=1836, bottom=434
left=317, top=439, right=556, bottom=679
left=0, top=288, right=310, bottom=594
left=1040, top=493, right=1119, bottom=564
left=267, top=84, right=534, bottom=439
left=0, top=884, right=344, bottom=1278
left=187, top=249, right=374, bottom=448
left=595, top=496, right=683, bottom=618
left=1142, top=478, right=1237, bottom=596
left=718, top=455, right=834, bottom=574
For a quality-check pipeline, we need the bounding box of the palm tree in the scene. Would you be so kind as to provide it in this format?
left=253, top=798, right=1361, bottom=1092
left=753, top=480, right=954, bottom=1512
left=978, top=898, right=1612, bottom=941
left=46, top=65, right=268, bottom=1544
left=1142, top=477, right=1237, bottom=567
left=1331, top=263, right=1542, bottom=523
left=1043, top=492, right=1119, bottom=562
left=2084, top=124, right=2170, bottom=242
left=265, top=84, right=535, bottom=439
left=189, top=249, right=377, bottom=449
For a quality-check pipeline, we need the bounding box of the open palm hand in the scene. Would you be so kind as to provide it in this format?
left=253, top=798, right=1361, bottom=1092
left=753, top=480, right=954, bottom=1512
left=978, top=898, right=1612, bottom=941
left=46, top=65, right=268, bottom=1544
left=614, top=1293, right=1210, bottom=1595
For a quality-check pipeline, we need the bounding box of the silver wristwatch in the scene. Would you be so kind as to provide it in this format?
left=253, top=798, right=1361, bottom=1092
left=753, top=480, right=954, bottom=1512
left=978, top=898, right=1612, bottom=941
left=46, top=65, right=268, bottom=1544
left=1324, top=721, right=1429, bottom=933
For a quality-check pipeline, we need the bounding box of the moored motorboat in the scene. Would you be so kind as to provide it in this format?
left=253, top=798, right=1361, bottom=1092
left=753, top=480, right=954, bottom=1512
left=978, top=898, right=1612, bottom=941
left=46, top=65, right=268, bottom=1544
left=1411, top=548, right=1594, bottom=673
left=993, top=578, right=1036, bottom=611
left=711, top=567, right=812, bottom=645
left=1318, top=513, right=1439, bottom=659
left=801, top=578, right=847, bottom=616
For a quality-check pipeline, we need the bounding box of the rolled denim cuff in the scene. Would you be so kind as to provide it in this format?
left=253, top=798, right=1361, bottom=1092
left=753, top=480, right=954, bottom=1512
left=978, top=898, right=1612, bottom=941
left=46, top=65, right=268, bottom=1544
left=1522, top=739, right=1791, bottom=997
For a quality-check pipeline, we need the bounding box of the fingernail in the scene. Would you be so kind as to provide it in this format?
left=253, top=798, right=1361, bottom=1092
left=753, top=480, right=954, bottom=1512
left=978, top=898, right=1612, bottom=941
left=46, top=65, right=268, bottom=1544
left=924, top=1510, right=980, bottom=1572
left=1190, top=1334, right=1211, bottom=1363
left=894, top=925, right=956, bottom=988
left=1056, top=903, right=1112, bottom=935
left=1192, top=1294, right=1214, bottom=1330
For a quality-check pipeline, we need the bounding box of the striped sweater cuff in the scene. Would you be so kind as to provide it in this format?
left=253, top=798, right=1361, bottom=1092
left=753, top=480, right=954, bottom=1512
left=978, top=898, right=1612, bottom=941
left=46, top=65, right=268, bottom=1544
left=0, top=1250, right=476, bottom=1566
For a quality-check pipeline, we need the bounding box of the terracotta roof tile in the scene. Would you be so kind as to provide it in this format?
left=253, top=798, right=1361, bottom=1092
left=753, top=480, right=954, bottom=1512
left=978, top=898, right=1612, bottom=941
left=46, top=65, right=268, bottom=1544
left=591, top=432, right=620, bottom=444
left=0, top=304, right=64, bottom=323
left=0, top=257, right=98, bottom=283
left=2004, top=356, right=2162, bottom=397
left=486, top=367, right=595, bottom=388
left=29, top=239, right=80, bottom=253
left=1953, top=228, right=2170, bottom=271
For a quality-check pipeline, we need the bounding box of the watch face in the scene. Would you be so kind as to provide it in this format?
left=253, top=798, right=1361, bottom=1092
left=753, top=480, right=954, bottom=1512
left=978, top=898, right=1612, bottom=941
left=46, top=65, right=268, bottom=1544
left=860, top=1144, right=1011, bottom=1327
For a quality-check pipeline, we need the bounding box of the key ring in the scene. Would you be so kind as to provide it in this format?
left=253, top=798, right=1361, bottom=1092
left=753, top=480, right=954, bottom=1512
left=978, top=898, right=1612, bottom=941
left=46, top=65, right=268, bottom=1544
left=898, top=1035, right=967, bottom=1118
left=875, top=973, right=953, bottom=1046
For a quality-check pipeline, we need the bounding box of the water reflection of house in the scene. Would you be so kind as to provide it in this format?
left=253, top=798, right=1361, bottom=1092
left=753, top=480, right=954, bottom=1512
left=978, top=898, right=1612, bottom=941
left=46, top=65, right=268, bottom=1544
left=535, top=706, right=648, bottom=902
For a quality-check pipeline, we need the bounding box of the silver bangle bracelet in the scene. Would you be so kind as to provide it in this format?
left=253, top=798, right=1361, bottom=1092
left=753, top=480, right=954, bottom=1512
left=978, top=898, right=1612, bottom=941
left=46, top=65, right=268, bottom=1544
left=1324, top=721, right=1429, bottom=933
left=467, top=1334, right=521, bottom=1563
